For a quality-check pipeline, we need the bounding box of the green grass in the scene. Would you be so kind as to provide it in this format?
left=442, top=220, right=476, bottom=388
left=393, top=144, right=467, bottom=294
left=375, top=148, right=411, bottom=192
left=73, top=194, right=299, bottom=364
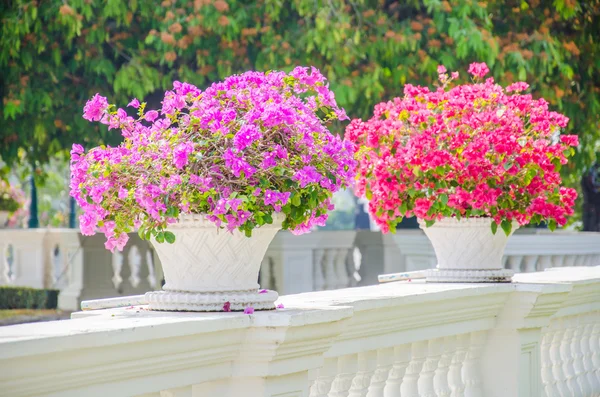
left=0, top=309, right=62, bottom=320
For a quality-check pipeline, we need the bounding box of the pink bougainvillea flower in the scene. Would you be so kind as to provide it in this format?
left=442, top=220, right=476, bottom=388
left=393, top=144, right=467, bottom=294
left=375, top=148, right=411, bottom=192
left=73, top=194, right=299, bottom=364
left=73, top=68, right=355, bottom=251
left=346, top=62, right=577, bottom=234
left=223, top=301, right=231, bottom=312
left=467, top=62, right=490, bottom=79
left=83, top=94, right=109, bottom=122
left=259, top=289, right=268, bottom=294
left=243, top=306, right=255, bottom=314
left=144, top=110, right=159, bottom=122
left=276, top=303, right=285, bottom=309
left=127, top=98, right=140, bottom=108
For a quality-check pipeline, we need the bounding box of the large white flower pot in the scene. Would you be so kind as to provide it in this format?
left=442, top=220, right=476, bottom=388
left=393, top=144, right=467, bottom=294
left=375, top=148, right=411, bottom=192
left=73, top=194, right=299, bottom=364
left=145, top=214, right=283, bottom=311
left=418, top=217, right=515, bottom=283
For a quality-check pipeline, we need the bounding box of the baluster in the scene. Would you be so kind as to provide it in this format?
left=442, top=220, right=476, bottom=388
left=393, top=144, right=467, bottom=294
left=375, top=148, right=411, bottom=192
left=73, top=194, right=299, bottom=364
left=348, top=246, right=361, bottom=287
left=313, top=249, right=326, bottom=291
left=366, top=348, right=393, bottom=397
left=434, top=337, right=453, bottom=397
left=506, top=255, right=523, bottom=273
left=128, top=245, right=142, bottom=288
left=449, top=334, right=468, bottom=397
left=538, top=255, right=553, bottom=271
left=419, top=338, right=442, bottom=397
left=570, top=317, right=590, bottom=396
left=259, top=256, right=272, bottom=290
left=523, top=255, right=539, bottom=273
left=334, top=248, right=350, bottom=289
left=551, top=255, right=566, bottom=268
left=111, top=250, right=124, bottom=290
left=590, top=323, right=600, bottom=386
left=383, top=344, right=410, bottom=397
left=330, top=354, right=358, bottom=397
left=323, top=249, right=337, bottom=290
left=3, top=243, right=16, bottom=283
left=146, top=250, right=158, bottom=288
left=309, top=358, right=336, bottom=397
left=560, top=318, right=583, bottom=396
left=349, top=350, right=377, bottom=397
left=51, top=244, right=64, bottom=288
left=573, top=255, right=585, bottom=266
left=541, top=327, right=556, bottom=397
left=550, top=319, right=570, bottom=397
left=401, top=341, right=427, bottom=397
left=581, top=255, right=592, bottom=266
left=581, top=321, right=599, bottom=392
left=563, top=255, right=576, bottom=267
left=463, top=331, right=486, bottom=397
left=0, top=242, right=6, bottom=284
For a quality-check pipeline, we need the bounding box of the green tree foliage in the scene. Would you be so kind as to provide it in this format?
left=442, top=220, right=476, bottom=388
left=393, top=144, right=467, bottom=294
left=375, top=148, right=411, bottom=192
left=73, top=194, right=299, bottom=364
left=1, top=0, right=599, bottom=182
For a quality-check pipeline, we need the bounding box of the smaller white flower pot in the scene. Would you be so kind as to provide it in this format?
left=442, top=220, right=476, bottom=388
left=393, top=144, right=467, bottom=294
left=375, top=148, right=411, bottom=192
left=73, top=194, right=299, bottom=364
left=418, top=217, right=515, bottom=283
left=145, top=214, right=284, bottom=311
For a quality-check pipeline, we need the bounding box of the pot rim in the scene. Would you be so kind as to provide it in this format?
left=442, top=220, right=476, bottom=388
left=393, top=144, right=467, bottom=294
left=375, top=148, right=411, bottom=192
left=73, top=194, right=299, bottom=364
left=168, top=212, right=286, bottom=230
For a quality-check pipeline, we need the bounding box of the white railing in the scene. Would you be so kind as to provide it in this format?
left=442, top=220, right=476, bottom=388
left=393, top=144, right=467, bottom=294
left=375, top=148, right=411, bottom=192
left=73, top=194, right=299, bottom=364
left=0, top=229, right=162, bottom=311
left=260, top=230, right=358, bottom=294
left=3, top=229, right=600, bottom=312
left=383, top=230, right=600, bottom=274
left=0, top=266, right=598, bottom=397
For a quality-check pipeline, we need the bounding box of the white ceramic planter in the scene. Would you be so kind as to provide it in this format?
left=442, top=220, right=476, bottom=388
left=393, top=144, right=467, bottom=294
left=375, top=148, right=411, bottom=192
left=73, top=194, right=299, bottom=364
left=145, top=214, right=284, bottom=311
left=418, top=217, right=515, bottom=283
left=0, top=211, right=9, bottom=228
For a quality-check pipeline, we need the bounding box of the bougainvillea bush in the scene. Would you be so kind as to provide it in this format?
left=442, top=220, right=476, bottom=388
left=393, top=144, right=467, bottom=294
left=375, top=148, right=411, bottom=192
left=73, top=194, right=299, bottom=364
left=71, top=67, right=356, bottom=252
left=346, top=62, right=578, bottom=235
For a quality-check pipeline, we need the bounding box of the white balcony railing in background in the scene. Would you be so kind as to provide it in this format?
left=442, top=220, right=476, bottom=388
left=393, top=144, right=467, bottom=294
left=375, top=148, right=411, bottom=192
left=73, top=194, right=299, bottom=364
left=0, top=229, right=163, bottom=311
left=2, top=228, right=600, bottom=311
left=260, top=231, right=358, bottom=294
left=0, top=267, right=599, bottom=397
left=368, top=229, right=600, bottom=277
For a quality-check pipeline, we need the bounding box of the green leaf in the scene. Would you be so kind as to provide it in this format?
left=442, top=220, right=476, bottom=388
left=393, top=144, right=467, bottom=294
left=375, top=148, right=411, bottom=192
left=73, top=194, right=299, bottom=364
left=292, top=193, right=301, bottom=207
left=503, top=162, right=513, bottom=171
left=491, top=221, right=498, bottom=235
left=365, top=189, right=373, bottom=200
left=400, top=201, right=408, bottom=214
left=440, top=194, right=448, bottom=205
left=548, top=219, right=557, bottom=232
left=264, top=213, right=273, bottom=224
left=164, top=231, right=176, bottom=244
left=155, top=232, right=165, bottom=243
left=500, top=219, right=512, bottom=236
left=425, top=219, right=435, bottom=228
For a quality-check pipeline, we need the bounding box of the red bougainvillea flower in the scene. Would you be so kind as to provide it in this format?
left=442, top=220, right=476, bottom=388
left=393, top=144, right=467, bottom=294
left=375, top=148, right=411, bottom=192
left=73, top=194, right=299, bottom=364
left=346, top=62, right=578, bottom=235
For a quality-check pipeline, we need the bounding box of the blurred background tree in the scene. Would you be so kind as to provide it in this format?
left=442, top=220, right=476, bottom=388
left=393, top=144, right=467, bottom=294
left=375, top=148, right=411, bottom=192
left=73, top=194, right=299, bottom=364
left=1, top=0, right=598, bottom=224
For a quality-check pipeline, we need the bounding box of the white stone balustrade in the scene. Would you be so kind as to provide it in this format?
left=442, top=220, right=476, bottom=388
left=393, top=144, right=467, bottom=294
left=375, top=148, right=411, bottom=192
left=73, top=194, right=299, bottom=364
left=260, top=230, right=358, bottom=294
left=376, top=230, right=600, bottom=277
left=3, top=229, right=600, bottom=311
left=0, top=229, right=162, bottom=311
left=0, top=229, right=48, bottom=289
left=1, top=266, right=599, bottom=397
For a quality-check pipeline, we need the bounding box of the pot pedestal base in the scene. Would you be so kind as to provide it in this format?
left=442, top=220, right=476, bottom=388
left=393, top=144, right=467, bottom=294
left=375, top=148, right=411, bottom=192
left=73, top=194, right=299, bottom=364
left=425, top=268, right=514, bottom=283
left=145, top=289, right=278, bottom=312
